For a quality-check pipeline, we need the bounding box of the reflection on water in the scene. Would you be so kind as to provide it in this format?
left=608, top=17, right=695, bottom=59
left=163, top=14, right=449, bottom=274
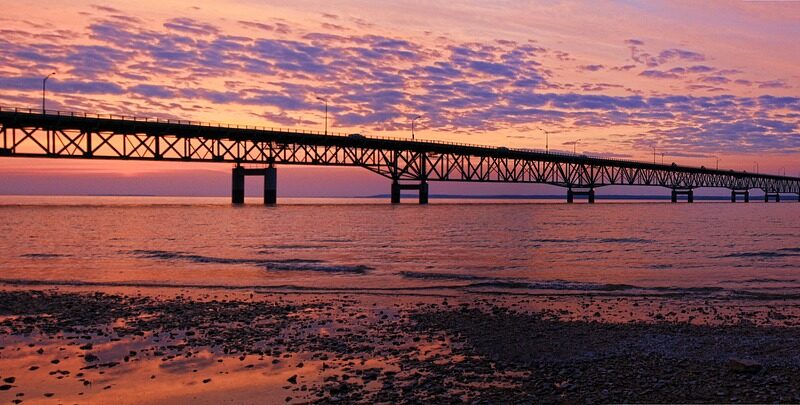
left=0, top=195, right=799, bottom=298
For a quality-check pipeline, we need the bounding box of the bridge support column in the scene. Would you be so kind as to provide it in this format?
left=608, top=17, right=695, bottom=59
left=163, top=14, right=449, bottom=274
left=764, top=192, right=781, bottom=202
left=671, top=188, right=693, bottom=203
left=391, top=180, right=429, bottom=204
left=264, top=166, right=277, bottom=205
left=731, top=190, right=749, bottom=203
left=567, top=187, right=594, bottom=203
left=419, top=181, right=429, bottom=205
left=391, top=180, right=401, bottom=204
left=232, top=165, right=245, bottom=204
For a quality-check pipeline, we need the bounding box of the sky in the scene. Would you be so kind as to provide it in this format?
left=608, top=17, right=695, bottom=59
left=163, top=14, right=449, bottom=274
left=0, top=0, right=798, bottom=196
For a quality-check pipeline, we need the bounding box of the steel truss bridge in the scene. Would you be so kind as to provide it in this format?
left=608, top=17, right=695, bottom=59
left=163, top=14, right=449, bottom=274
left=1, top=107, right=798, bottom=204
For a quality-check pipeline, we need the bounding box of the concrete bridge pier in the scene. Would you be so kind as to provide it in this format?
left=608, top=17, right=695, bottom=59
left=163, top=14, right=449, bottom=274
left=731, top=189, right=749, bottom=203
left=264, top=166, right=277, bottom=205
left=231, top=165, right=277, bottom=205
left=764, top=191, right=781, bottom=202
left=391, top=180, right=429, bottom=204
left=232, top=165, right=245, bottom=204
left=567, top=187, right=595, bottom=203
left=671, top=188, right=693, bottom=203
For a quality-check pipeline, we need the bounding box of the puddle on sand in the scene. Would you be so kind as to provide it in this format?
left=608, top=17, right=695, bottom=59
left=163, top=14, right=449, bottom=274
left=0, top=336, right=366, bottom=404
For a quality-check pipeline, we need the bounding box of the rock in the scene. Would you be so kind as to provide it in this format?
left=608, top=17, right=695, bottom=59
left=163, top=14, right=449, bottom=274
left=84, top=354, right=99, bottom=362
left=0, top=385, right=13, bottom=391
left=287, top=375, right=297, bottom=384
left=3, top=377, right=15, bottom=383
left=727, top=358, right=762, bottom=374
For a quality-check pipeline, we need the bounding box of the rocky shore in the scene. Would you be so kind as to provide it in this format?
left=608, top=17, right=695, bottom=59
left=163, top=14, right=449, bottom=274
left=2, top=288, right=800, bottom=403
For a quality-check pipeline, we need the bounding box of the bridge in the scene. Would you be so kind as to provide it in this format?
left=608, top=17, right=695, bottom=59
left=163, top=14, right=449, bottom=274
left=1, top=106, right=798, bottom=204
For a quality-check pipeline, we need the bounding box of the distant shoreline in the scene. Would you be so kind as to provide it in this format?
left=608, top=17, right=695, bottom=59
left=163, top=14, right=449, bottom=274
left=0, top=194, right=760, bottom=201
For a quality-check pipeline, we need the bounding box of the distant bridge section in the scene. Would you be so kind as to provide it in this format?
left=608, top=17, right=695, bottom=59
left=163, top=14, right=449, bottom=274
left=1, top=107, right=798, bottom=204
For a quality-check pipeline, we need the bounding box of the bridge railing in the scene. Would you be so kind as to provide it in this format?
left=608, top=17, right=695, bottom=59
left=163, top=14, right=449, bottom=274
left=0, top=106, right=795, bottom=180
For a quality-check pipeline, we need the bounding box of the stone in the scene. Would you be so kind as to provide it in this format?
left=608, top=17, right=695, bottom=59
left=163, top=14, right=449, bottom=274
left=727, top=358, right=762, bottom=374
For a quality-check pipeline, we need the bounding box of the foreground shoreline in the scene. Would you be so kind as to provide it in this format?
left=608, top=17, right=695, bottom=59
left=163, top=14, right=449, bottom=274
left=2, top=287, right=800, bottom=403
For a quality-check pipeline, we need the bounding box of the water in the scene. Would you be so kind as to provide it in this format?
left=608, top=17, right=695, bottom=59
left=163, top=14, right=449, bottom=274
left=1, top=196, right=799, bottom=298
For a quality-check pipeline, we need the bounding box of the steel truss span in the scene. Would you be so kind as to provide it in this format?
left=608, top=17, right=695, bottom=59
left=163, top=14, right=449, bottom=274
left=1, top=108, right=799, bottom=204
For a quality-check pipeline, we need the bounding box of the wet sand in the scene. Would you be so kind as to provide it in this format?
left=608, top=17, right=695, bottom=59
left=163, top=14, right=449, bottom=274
left=2, top=286, right=800, bottom=403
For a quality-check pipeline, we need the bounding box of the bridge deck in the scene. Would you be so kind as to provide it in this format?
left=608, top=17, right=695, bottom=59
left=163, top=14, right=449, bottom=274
left=1, top=107, right=798, bottom=203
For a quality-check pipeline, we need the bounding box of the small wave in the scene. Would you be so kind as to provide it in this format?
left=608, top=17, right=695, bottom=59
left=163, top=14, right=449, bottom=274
left=128, top=249, right=369, bottom=274
left=400, top=271, right=496, bottom=281
left=464, top=279, right=726, bottom=295
left=650, top=264, right=674, bottom=269
left=257, top=244, right=329, bottom=251
left=20, top=253, right=70, bottom=259
left=596, top=237, right=654, bottom=244
left=718, top=248, right=800, bottom=259
left=527, top=237, right=653, bottom=244
left=740, top=278, right=796, bottom=284
left=467, top=280, right=637, bottom=291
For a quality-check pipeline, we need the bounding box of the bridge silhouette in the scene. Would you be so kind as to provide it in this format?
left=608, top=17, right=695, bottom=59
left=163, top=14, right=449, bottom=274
left=1, top=107, right=798, bottom=204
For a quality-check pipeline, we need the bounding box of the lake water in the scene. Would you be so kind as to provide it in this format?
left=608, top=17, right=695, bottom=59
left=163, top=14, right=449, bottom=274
left=1, top=196, right=799, bottom=299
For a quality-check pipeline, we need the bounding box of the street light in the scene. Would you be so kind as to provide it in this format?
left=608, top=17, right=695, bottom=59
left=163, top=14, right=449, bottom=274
left=753, top=162, right=759, bottom=174
left=315, top=96, right=327, bottom=135
left=652, top=146, right=656, bottom=164
left=411, top=115, right=422, bottom=141
left=42, top=72, right=55, bottom=114
left=536, top=127, right=550, bottom=154
left=573, top=139, right=581, bottom=155
left=661, top=153, right=665, bottom=165
left=713, top=156, right=719, bottom=170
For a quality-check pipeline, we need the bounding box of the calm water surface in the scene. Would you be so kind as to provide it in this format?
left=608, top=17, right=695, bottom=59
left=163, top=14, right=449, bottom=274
left=1, top=196, right=799, bottom=297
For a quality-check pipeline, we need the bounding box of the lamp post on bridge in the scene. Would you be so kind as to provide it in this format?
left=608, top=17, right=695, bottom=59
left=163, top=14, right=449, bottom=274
left=713, top=156, right=719, bottom=170
left=315, top=96, right=328, bottom=135
left=661, top=153, right=665, bottom=165
left=573, top=139, right=581, bottom=155
left=537, top=127, right=550, bottom=154
left=652, top=146, right=656, bottom=164
left=411, top=115, right=422, bottom=141
left=753, top=162, right=759, bottom=174
left=42, top=72, right=55, bottom=114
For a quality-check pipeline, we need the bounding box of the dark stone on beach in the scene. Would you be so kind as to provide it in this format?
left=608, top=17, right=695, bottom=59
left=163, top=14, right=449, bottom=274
left=43, top=393, right=54, bottom=397
left=84, top=354, right=99, bottom=362
left=0, top=385, right=13, bottom=391
left=3, top=377, right=15, bottom=383
left=50, top=359, right=59, bottom=364
left=202, top=378, right=211, bottom=384
left=287, top=375, right=298, bottom=384
left=728, top=358, right=762, bottom=374
left=79, top=343, right=92, bottom=350
left=28, top=366, right=38, bottom=371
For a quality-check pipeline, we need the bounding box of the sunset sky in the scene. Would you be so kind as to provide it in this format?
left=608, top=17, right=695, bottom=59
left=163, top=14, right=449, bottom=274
left=0, top=0, right=798, bottom=196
